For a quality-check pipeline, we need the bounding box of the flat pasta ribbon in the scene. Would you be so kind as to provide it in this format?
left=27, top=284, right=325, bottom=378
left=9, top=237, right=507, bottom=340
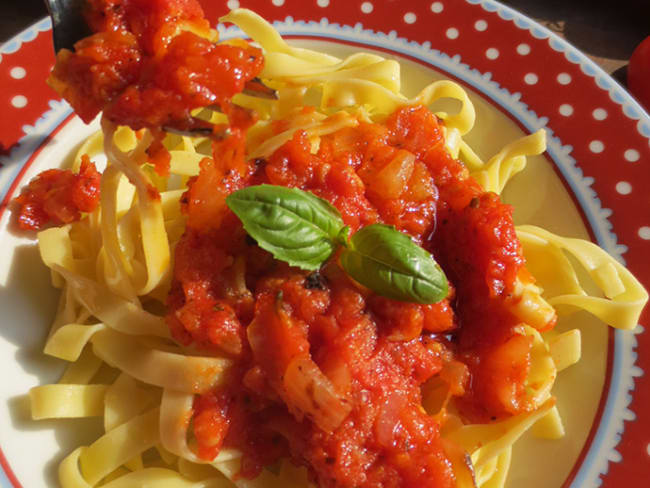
left=517, top=225, right=648, bottom=330
left=471, top=130, right=547, bottom=194
left=91, top=329, right=232, bottom=394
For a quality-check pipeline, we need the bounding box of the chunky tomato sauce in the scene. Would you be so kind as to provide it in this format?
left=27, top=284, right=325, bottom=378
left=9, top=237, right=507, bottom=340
left=13, top=156, right=100, bottom=230
left=17, top=0, right=262, bottom=227
left=32, top=0, right=555, bottom=484
left=168, top=106, right=555, bottom=487
left=49, top=0, right=263, bottom=131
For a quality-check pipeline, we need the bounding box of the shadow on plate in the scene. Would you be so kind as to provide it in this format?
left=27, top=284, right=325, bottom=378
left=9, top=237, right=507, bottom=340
left=0, top=244, right=60, bottom=373
left=1, top=244, right=104, bottom=485
left=7, top=394, right=104, bottom=485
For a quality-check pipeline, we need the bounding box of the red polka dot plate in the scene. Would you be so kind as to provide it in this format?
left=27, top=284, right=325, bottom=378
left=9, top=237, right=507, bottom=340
left=0, top=1, right=648, bottom=487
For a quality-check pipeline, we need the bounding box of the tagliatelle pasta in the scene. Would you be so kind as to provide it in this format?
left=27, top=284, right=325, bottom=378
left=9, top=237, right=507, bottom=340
left=516, top=225, right=648, bottom=329
left=22, top=4, right=648, bottom=488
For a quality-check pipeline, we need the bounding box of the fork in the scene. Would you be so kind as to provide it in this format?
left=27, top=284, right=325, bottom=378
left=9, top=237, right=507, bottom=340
left=43, top=0, right=276, bottom=137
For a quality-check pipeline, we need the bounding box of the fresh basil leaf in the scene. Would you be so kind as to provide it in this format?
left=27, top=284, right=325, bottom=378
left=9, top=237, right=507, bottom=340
left=340, top=224, right=448, bottom=304
left=226, top=184, right=345, bottom=271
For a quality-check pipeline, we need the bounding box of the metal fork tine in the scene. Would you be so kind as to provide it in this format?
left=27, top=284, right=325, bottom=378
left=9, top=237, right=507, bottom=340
left=163, top=118, right=231, bottom=139
left=205, top=103, right=255, bottom=117
left=242, top=78, right=278, bottom=100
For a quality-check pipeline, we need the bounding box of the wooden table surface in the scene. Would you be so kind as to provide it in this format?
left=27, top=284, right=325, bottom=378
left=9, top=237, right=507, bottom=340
left=1, top=0, right=648, bottom=84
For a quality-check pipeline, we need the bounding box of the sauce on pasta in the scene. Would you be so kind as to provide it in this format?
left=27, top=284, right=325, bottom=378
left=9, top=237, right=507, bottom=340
left=166, top=105, right=554, bottom=486
left=18, top=3, right=648, bottom=488
left=13, top=155, right=101, bottom=230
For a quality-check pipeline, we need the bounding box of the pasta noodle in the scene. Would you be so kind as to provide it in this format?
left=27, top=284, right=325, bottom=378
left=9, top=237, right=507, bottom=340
left=23, top=5, right=647, bottom=488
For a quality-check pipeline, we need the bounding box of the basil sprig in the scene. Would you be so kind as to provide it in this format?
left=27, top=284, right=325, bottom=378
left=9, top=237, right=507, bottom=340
left=226, top=185, right=448, bottom=304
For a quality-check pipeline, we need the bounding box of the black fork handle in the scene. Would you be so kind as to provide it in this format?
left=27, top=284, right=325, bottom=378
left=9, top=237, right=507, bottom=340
left=44, top=0, right=92, bottom=53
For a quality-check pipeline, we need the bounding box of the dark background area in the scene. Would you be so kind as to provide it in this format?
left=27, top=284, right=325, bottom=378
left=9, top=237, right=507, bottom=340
left=1, top=0, right=49, bottom=44
left=500, top=0, right=649, bottom=82
left=1, top=0, right=649, bottom=80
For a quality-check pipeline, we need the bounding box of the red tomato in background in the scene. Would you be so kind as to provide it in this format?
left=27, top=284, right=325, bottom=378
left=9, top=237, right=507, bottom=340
left=628, top=36, right=650, bottom=111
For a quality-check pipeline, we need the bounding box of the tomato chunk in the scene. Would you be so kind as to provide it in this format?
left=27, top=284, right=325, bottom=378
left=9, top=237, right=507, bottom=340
left=13, top=156, right=101, bottom=230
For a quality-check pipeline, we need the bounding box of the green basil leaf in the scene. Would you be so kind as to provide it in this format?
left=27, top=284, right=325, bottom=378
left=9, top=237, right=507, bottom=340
left=226, top=184, right=345, bottom=271
left=340, top=224, right=448, bottom=304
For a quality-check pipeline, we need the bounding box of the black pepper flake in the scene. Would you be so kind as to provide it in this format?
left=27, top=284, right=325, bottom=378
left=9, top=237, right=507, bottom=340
left=469, top=197, right=480, bottom=209
left=304, top=271, right=327, bottom=290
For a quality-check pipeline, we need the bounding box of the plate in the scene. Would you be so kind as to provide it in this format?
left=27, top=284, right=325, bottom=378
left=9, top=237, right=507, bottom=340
left=0, top=1, right=649, bottom=487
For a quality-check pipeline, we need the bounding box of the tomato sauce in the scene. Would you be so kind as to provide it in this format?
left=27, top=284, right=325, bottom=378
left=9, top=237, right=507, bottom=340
left=13, top=156, right=100, bottom=230
left=18, top=0, right=262, bottom=228
left=49, top=0, right=263, bottom=130
left=35, top=0, right=554, bottom=481
left=168, top=105, right=555, bottom=486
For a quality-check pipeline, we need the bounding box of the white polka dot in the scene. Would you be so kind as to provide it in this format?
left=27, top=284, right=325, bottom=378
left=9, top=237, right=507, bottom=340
left=404, top=12, right=416, bottom=24
left=589, top=140, right=605, bottom=153
left=616, top=181, right=632, bottom=195
left=524, top=73, right=538, bottom=85
left=557, top=73, right=572, bottom=85
left=10, top=67, right=26, bottom=79
left=317, top=0, right=329, bottom=6
left=474, top=20, right=488, bottom=31
left=11, top=95, right=27, bottom=108
left=559, top=104, right=574, bottom=116
left=430, top=2, right=444, bottom=13
left=271, top=0, right=285, bottom=5
left=486, top=48, right=499, bottom=60
left=646, top=443, right=650, bottom=456
left=624, top=149, right=640, bottom=162
left=517, top=43, right=531, bottom=55
left=639, top=227, right=650, bottom=240
left=592, top=108, right=608, bottom=120
left=361, top=1, right=373, bottom=13
left=446, top=28, right=459, bottom=39
left=226, top=0, right=239, bottom=9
